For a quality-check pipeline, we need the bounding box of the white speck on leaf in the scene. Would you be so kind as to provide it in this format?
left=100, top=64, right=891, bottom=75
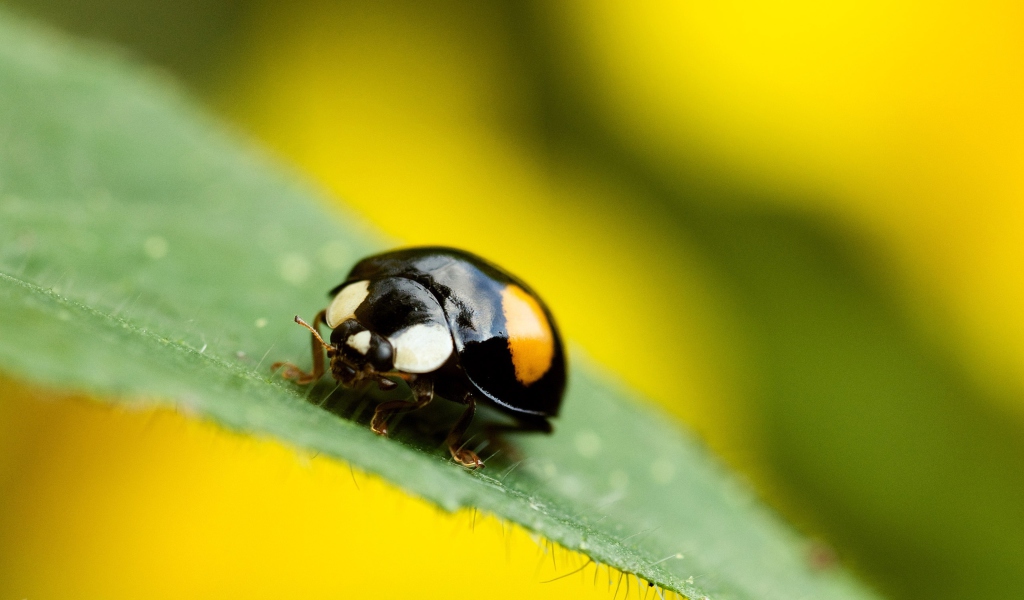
left=143, top=235, right=168, bottom=259
left=254, top=317, right=268, bottom=328
left=558, top=475, right=582, bottom=497
left=651, top=458, right=676, bottom=484
left=609, top=469, right=629, bottom=490
left=574, top=430, right=601, bottom=458
left=318, top=240, right=350, bottom=270
left=279, top=253, right=310, bottom=285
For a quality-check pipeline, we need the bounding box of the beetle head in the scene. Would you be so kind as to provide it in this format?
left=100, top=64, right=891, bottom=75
left=328, top=319, right=402, bottom=390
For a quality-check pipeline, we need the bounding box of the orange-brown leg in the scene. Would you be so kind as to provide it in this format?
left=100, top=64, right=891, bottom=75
left=271, top=310, right=328, bottom=384
left=370, top=376, right=433, bottom=436
left=447, top=395, right=483, bottom=469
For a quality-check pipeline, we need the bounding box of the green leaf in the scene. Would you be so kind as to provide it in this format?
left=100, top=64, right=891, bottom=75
left=0, top=11, right=880, bottom=600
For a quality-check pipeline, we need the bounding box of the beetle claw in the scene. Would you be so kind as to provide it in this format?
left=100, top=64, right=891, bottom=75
left=450, top=447, right=484, bottom=469
left=272, top=361, right=317, bottom=385
left=370, top=414, right=389, bottom=436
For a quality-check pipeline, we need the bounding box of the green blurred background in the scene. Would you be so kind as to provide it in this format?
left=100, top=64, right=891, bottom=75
left=2, top=1, right=1024, bottom=599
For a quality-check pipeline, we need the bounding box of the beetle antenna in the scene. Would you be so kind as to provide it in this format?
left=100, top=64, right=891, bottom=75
left=294, top=315, right=332, bottom=351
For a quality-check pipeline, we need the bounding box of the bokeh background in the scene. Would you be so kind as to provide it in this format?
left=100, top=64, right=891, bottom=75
left=2, top=1, right=1024, bottom=599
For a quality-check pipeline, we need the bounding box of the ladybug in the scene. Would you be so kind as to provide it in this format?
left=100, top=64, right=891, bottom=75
left=272, top=246, right=566, bottom=468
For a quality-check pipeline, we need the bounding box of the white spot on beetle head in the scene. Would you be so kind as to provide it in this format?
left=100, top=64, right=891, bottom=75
left=389, top=323, right=453, bottom=373
left=326, top=280, right=370, bottom=328
left=346, top=330, right=371, bottom=355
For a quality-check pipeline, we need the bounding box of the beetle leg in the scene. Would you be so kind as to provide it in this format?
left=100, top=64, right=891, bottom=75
left=370, top=376, right=434, bottom=437
left=447, top=394, right=484, bottom=469
left=373, top=370, right=415, bottom=391
left=271, top=311, right=328, bottom=385
left=270, top=361, right=313, bottom=384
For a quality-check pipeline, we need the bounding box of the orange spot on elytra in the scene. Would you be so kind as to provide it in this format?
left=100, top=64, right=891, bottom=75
left=501, top=285, right=554, bottom=385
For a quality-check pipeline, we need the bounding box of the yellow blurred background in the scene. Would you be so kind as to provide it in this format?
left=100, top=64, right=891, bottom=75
left=2, top=1, right=1024, bottom=599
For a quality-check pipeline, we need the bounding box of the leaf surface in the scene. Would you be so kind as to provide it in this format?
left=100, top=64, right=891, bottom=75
left=0, top=12, right=880, bottom=600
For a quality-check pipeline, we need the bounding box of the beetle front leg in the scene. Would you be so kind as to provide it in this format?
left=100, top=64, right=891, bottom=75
left=447, top=394, right=483, bottom=469
left=370, top=376, right=434, bottom=436
left=271, top=310, right=328, bottom=384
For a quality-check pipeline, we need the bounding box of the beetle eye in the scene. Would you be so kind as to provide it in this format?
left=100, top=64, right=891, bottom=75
left=368, top=334, right=394, bottom=372
left=339, top=364, right=357, bottom=379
